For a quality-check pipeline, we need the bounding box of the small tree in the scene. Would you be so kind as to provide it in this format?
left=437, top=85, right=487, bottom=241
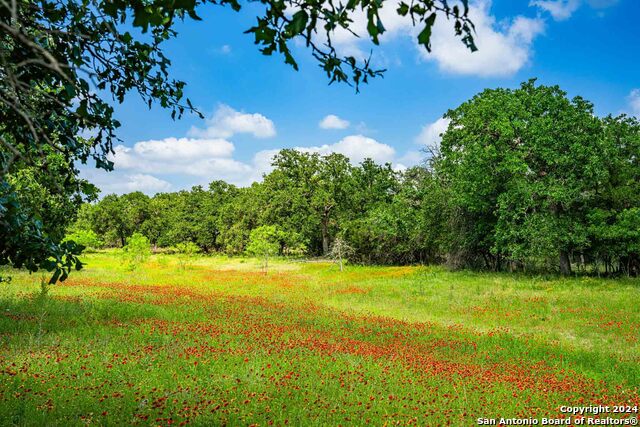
left=122, top=233, right=151, bottom=271
left=329, top=236, right=354, bottom=272
left=175, top=241, right=201, bottom=270
left=245, top=226, right=281, bottom=274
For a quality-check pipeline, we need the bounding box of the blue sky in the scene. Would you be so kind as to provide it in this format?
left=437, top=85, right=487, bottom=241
left=83, top=0, right=640, bottom=194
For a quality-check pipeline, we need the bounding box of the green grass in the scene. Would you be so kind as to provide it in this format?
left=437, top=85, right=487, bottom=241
left=0, top=252, right=638, bottom=426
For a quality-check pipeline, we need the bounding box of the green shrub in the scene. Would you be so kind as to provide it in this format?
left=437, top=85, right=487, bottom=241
left=175, top=241, right=201, bottom=269
left=122, top=233, right=151, bottom=270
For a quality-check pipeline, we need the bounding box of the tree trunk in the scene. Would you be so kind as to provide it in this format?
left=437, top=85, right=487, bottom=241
left=551, top=203, right=572, bottom=276
left=321, top=220, right=329, bottom=255
left=481, top=252, right=491, bottom=270
left=559, top=250, right=571, bottom=276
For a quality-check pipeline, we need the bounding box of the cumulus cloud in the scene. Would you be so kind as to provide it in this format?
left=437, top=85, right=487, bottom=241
left=421, top=1, right=544, bottom=76
left=81, top=170, right=172, bottom=195
left=327, top=3, right=413, bottom=59
left=396, top=150, right=425, bottom=168
left=99, top=134, right=396, bottom=193
left=120, top=174, right=172, bottom=193
left=84, top=105, right=272, bottom=192
left=629, top=89, right=640, bottom=117
left=415, top=117, right=451, bottom=148
left=85, top=102, right=402, bottom=194
left=86, top=133, right=403, bottom=195
left=84, top=146, right=259, bottom=193
left=390, top=117, right=452, bottom=170
left=87, top=132, right=265, bottom=191
left=319, top=114, right=350, bottom=130
left=188, top=104, right=276, bottom=139
left=112, top=148, right=260, bottom=187
left=319, top=135, right=396, bottom=164
left=308, top=0, right=620, bottom=76
left=319, top=0, right=544, bottom=77
left=252, top=135, right=397, bottom=176
left=130, top=137, right=234, bottom=161
left=111, top=138, right=235, bottom=174
left=530, top=0, right=580, bottom=20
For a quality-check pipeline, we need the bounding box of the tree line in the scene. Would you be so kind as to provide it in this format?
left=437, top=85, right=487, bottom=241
left=69, top=81, right=640, bottom=276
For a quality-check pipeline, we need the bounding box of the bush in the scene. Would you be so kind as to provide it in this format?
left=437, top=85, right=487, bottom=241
left=122, top=233, right=151, bottom=270
left=175, top=241, right=201, bottom=269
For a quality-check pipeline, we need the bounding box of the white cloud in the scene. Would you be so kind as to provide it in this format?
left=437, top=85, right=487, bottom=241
left=110, top=137, right=235, bottom=174
left=396, top=150, right=425, bottom=168
left=422, top=1, right=545, bottom=77
left=99, top=134, right=396, bottom=192
left=98, top=105, right=277, bottom=188
left=319, top=114, right=351, bottom=130
left=82, top=171, right=172, bottom=195
left=250, top=149, right=281, bottom=178
left=84, top=148, right=260, bottom=193
left=85, top=132, right=402, bottom=195
left=188, top=104, right=276, bottom=139
left=530, top=0, right=580, bottom=20
left=629, top=89, right=640, bottom=117
left=220, top=44, right=232, bottom=54
left=415, top=117, right=451, bottom=147
left=132, top=137, right=235, bottom=161
left=391, top=117, right=451, bottom=169
left=254, top=135, right=396, bottom=170
left=121, top=174, right=172, bottom=193
left=85, top=102, right=405, bottom=194
left=327, top=3, right=413, bottom=59
left=321, top=0, right=544, bottom=77
left=322, top=135, right=396, bottom=164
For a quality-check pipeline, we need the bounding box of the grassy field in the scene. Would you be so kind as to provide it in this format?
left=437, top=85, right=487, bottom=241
left=0, top=252, right=638, bottom=426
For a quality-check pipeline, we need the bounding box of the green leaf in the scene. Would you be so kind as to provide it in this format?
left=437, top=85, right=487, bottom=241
left=289, top=10, right=309, bottom=36
left=376, top=17, right=385, bottom=34
left=417, top=13, right=437, bottom=52
left=64, top=84, right=76, bottom=99
left=49, top=269, right=61, bottom=285
left=187, top=9, right=202, bottom=21
left=396, top=3, right=409, bottom=16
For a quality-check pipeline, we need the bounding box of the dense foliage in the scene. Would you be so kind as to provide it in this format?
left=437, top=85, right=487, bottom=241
left=437, top=81, right=640, bottom=275
left=73, top=81, right=640, bottom=276
left=0, top=150, right=97, bottom=282
left=0, top=0, right=202, bottom=280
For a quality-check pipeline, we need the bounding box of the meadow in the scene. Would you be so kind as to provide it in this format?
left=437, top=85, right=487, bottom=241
left=0, top=252, right=638, bottom=426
